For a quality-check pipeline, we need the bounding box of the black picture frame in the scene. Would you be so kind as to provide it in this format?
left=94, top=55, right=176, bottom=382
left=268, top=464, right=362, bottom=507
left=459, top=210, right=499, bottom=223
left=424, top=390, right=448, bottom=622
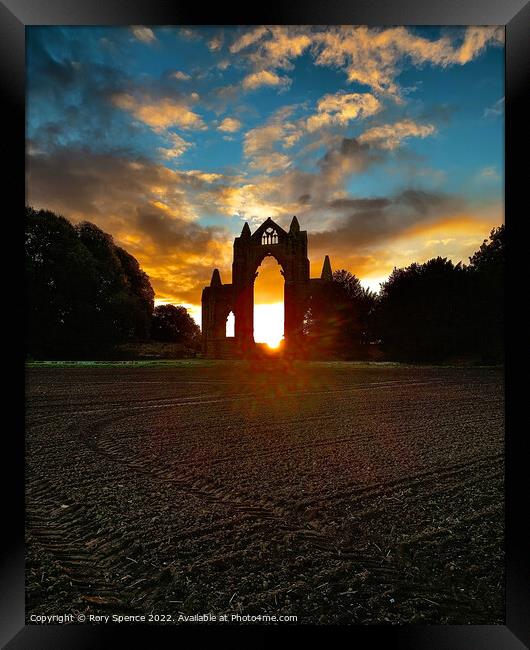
left=3, top=1, right=528, bottom=647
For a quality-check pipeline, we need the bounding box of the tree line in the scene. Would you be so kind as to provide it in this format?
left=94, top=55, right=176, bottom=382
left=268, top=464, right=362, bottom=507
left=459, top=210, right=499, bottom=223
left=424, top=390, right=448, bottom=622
left=26, top=206, right=503, bottom=363
left=306, top=224, right=504, bottom=363
left=26, top=207, right=200, bottom=358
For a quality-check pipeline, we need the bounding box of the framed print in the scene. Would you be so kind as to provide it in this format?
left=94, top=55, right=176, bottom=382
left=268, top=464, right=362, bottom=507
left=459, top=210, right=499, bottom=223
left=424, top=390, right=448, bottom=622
left=2, top=0, right=528, bottom=648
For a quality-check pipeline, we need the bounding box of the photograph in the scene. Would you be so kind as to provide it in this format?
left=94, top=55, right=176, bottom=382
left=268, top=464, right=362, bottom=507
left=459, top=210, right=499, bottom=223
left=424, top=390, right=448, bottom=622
left=23, top=23, right=507, bottom=628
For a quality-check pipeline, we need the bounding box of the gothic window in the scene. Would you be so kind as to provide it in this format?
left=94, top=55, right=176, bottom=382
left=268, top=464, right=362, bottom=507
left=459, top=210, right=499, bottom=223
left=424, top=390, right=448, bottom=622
left=262, top=227, right=278, bottom=245
left=225, top=311, right=235, bottom=338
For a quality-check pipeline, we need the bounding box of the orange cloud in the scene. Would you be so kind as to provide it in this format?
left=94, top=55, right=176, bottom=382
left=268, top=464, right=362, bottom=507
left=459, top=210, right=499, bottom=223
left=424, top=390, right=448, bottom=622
left=28, top=141, right=502, bottom=314
left=309, top=213, right=502, bottom=295
left=232, top=26, right=311, bottom=68
left=158, top=133, right=193, bottom=159
left=243, top=108, right=303, bottom=172
left=253, top=27, right=312, bottom=68
left=27, top=147, right=237, bottom=307
left=229, top=26, right=503, bottom=99
left=131, top=26, right=156, bottom=44
left=217, top=117, right=242, bottom=132
left=456, top=26, right=505, bottom=64
left=242, top=70, right=290, bottom=91
left=314, top=26, right=504, bottom=97
left=171, top=70, right=191, bottom=81
left=306, top=92, right=381, bottom=132
left=112, top=93, right=205, bottom=131
left=397, top=213, right=500, bottom=241
left=208, top=35, right=223, bottom=51
left=359, top=119, right=436, bottom=149
left=229, top=26, right=269, bottom=54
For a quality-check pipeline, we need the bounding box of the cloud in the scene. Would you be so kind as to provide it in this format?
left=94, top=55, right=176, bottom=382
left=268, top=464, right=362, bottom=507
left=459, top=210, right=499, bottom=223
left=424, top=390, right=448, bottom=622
left=315, top=26, right=504, bottom=97
left=158, top=133, right=193, bottom=159
left=27, top=146, right=233, bottom=304
left=236, top=90, right=384, bottom=181
left=456, top=26, right=504, bottom=64
left=112, top=93, right=206, bottom=131
left=244, top=124, right=283, bottom=157
left=310, top=188, right=466, bottom=252
left=189, top=133, right=381, bottom=231
left=171, top=70, right=191, bottom=81
left=229, top=27, right=269, bottom=54
left=233, top=26, right=311, bottom=69
left=358, top=119, right=436, bottom=149
left=26, top=30, right=137, bottom=152
left=242, top=70, right=291, bottom=91
left=183, top=170, right=224, bottom=183
left=231, top=27, right=312, bottom=93
left=317, top=137, right=382, bottom=183
left=484, top=96, right=504, bottom=119
left=243, top=107, right=303, bottom=172
left=238, top=91, right=380, bottom=175
left=229, top=26, right=503, bottom=99
left=314, top=214, right=500, bottom=289
left=208, top=34, right=224, bottom=51
left=131, top=26, right=157, bottom=44
left=200, top=176, right=302, bottom=223
left=304, top=189, right=501, bottom=287
left=178, top=27, right=200, bottom=41
left=26, top=141, right=501, bottom=307
left=242, top=96, right=384, bottom=177
left=477, top=166, right=500, bottom=181
left=256, top=28, right=311, bottom=69
left=217, top=117, right=242, bottom=132
left=306, top=92, right=381, bottom=132
left=207, top=136, right=383, bottom=231
left=26, top=26, right=504, bottom=308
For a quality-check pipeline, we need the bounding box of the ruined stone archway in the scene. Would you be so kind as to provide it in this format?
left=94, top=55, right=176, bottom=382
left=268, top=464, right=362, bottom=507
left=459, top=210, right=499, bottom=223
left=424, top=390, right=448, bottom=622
left=201, top=216, right=332, bottom=358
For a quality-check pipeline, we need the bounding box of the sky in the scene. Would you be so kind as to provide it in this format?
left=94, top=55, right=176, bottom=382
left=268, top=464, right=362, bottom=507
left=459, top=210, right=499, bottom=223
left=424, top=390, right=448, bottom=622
left=26, top=25, right=504, bottom=335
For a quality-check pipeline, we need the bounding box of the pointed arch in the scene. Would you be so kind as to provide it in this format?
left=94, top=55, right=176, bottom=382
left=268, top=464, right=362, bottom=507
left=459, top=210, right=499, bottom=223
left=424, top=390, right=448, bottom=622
left=254, top=255, right=284, bottom=347
left=202, top=216, right=332, bottom=357
left=225, top=311, right=235, bottom=337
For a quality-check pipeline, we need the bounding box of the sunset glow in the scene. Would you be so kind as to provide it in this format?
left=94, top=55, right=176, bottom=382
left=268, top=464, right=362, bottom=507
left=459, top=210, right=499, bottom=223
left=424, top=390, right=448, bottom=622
left=254, top=303, right=284, bottom=348
left=253, top=255, right=284, bottom=347
left=26, top=26, right=504, bottom=326
left=24, top=24, right=506, bottom=630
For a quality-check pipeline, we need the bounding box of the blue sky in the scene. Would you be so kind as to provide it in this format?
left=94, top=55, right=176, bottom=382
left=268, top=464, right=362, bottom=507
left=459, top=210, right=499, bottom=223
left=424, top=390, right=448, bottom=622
left=27, top=25, right=504, bottom=308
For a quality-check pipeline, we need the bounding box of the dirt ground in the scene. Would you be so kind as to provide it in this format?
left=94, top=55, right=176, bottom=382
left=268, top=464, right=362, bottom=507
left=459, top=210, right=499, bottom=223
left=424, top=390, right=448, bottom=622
left=25, top=361, right=504, bottom=624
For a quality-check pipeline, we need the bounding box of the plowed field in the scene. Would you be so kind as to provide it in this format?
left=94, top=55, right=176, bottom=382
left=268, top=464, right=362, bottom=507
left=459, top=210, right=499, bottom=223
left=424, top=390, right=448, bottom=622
left=25, top=362, right=504, bottom=624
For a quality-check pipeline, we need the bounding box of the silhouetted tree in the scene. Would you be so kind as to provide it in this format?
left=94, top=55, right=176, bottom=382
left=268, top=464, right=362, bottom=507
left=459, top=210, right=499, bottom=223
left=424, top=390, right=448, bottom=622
left=469, top=225, right=505, bottom=271
left=304, top=269, right=376, bottom=358
left=76, top=221, right=154, bottom=343
left=467, top=225, right=504, bottom=362
left=26, top=206, right=154, bottom=358
left=151, top=304, right=201, bottom=350
left=332, top=270, right=377, bottom=349
left=374, top=257, right=470, bottom=362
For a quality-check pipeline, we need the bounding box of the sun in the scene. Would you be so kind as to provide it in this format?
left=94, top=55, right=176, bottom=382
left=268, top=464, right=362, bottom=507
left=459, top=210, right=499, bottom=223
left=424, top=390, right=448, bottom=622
left=254, top=302, right=284, bottom=349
